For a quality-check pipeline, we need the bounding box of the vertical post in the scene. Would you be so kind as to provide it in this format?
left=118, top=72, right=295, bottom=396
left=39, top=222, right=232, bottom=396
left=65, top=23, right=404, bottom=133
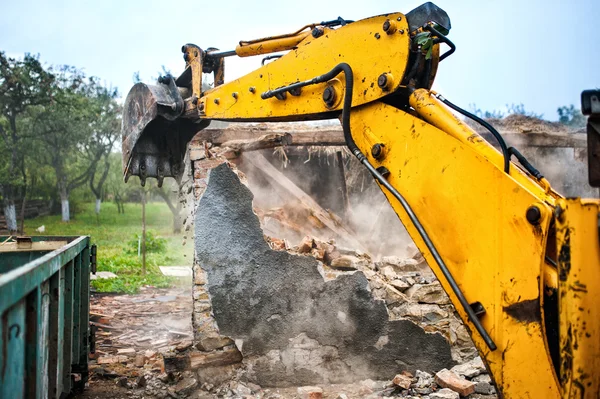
left=62, top=260, right=74, bottom=393
left=71, top=254, right=81, bottom=361
left=336, top=151, right=350, bottom=217
left=38, top=280, right=50, bottom=397
left=141, top=190, right=146, bottom=275
left=78, top=245, right=90, bottom=375
left=25, top=288, right=40, bottom=397
left=0, top=300, right=26, bottom=398
left=48, top=269, right=64, bottom=398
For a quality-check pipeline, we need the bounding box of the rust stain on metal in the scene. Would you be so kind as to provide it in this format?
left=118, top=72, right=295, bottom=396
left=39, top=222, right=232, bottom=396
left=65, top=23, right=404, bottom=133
left=503, top=298, right=541, bottom=324
left=466, top=134, right=483, bottom=143
left=558, top=229, right=571, bottom=282
left=570, top=281, right=588, bottom=293
left=560, top=324, right=573, bottom=385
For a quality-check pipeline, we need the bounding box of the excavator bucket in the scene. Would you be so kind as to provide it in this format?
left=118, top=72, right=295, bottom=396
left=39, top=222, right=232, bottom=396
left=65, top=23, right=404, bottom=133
left=121, top=79, right=208, bottom=186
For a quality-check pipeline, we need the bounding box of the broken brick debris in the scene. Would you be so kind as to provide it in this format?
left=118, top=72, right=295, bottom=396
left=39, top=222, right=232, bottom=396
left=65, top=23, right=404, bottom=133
left=392, top=373, right=413, bottom=389
left=297, top=386, right=324, bottom=399
left=435, top=368, right=477, bottom=397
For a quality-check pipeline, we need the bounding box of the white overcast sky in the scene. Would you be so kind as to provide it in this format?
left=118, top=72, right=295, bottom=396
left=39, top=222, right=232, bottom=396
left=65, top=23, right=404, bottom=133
left=1, top=0, right=598, bottom=120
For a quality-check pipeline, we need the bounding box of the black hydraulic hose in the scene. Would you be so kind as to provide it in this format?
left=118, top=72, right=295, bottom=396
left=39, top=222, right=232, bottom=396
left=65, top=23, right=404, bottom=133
left=420, top=57, right=432, bottom=89
left=424, top=24, right=456, bottom=62
left=438, top=96, right=511, bottom=174
left=335, top=65, right=498, bottom=351
left=261, top=63, right=353, bottom=100
left=509, top=147, right=544, bottom=180
left=403, top=53, right=422, bottom=84
left=261, top=64, right=498, bottom=350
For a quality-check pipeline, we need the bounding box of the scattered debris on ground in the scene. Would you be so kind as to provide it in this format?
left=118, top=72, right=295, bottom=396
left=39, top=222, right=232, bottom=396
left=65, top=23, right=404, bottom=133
left=80, top=168, right=499, bottom=398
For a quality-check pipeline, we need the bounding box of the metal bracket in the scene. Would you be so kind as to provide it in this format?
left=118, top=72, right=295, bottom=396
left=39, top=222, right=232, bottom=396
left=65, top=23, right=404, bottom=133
left=470, top=301, right=487, bottom=317
left=90, top=244, right=97, bottom=274
left=586, top=119, right=600, bottom=188
left=582, top=90, right=600, bottom=187
left=582, top=90, right=600, bottom=116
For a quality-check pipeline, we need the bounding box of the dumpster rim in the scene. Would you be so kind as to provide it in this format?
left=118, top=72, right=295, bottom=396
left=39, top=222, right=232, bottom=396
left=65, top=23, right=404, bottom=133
left=0, top=235, right=90, bottom=314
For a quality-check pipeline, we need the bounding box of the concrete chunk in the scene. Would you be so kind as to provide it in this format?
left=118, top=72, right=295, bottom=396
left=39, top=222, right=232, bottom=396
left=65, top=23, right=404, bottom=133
left=405, top=282, right=451, bottom=304
left=430, top=388, right=460, bottom=399
left=450, top=356, right=486, bottom=378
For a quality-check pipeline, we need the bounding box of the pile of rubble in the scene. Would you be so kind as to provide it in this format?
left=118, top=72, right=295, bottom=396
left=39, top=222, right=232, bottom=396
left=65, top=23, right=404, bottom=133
left=84, top=140, right=504, bottom=397
left=281, top=236, right=478, bottom=364
left=87, top=329, right=496, bottom=398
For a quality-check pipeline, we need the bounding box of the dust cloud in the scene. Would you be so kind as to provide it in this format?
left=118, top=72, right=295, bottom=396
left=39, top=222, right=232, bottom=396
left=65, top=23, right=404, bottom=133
left=239, top=149, right=414, bottom=259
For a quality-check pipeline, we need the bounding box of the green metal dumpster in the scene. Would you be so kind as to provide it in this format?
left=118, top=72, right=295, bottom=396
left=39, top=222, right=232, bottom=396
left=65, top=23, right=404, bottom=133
left=0, top=236, right=94, bottom=398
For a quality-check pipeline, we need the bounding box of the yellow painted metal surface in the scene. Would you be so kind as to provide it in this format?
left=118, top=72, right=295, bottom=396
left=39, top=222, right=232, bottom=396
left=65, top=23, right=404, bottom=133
left=199, top=13, right=410, bottom=120
left=410, top=89, right=560, bottom=203
left=235, top=31, right=312, bottom=57
left=556, top=198, right=600, bottom=398
left=182, top=44, right=203, bottom=100
left=349, top=100, right=560, bottom=398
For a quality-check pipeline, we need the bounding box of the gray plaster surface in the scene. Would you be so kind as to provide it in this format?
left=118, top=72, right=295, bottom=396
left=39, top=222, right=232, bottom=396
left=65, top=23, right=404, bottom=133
left=194, top=164, right=454, bottom=385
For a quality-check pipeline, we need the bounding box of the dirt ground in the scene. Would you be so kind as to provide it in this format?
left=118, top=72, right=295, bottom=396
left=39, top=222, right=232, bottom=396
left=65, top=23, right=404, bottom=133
left=76, top=285, right=194, bottom=398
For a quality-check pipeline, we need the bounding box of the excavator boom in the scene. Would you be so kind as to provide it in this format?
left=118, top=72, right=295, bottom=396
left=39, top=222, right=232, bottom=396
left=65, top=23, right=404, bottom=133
left=121, top=3, right=600, bottom=397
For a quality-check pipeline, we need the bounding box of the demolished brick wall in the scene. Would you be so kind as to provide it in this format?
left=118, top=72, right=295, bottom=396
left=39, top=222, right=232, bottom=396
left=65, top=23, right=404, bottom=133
left=181, top=141, right=481, bottom=386
left=183, top=125, right=591, bottom=388
left=193, top=163, right=455, bottom=386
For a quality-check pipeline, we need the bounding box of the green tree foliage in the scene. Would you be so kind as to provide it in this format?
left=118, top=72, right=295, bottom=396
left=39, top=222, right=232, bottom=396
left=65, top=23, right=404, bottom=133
left=0, top=53, right=121, bottom=227
left=557, top=105, right=586, bottom=129
left=29, top=66, right=100, bottom=221
left=0, top=52, right=56, bottom=231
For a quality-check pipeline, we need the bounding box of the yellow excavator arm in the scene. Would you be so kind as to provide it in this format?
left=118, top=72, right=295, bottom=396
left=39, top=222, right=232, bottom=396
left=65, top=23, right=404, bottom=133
left=121, top=3, right=600, bottom=397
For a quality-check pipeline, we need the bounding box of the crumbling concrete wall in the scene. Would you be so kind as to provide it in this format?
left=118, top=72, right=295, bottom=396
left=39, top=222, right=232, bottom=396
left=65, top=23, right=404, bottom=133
left=184, top=126, right=593, bottom=388
left=191, top=162, right=455, bottom=386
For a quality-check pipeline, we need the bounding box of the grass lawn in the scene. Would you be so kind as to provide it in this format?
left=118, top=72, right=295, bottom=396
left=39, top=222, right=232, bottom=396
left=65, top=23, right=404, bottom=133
left=23, top=201, right=193, bottom=293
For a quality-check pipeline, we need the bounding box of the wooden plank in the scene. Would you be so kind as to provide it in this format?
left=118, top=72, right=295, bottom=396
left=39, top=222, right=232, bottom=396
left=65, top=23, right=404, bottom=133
left=219, top=133, right=292, bottom=153
left=0, top=240, right=69, bottom=253
left=192, top=128, right=586, bottom=150
left=192, top=128, right=346, bottom=147
left=243, top=152, right=364, bottom=250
